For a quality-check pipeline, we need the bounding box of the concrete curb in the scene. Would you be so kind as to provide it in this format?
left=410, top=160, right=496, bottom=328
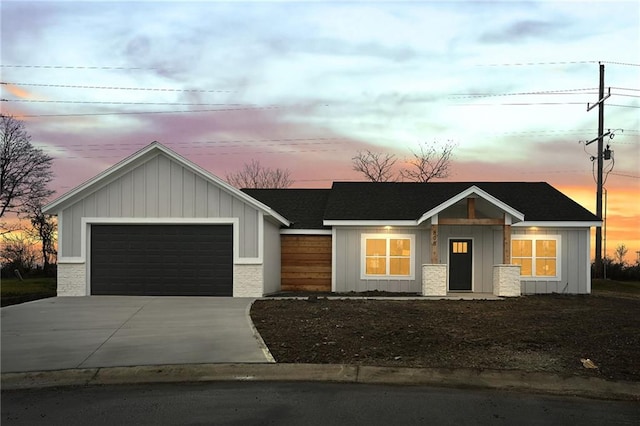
left=2, top=364, right=638, bottom=400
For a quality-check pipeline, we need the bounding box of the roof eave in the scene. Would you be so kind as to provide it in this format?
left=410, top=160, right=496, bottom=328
left=323, top=220, right=419, bottom=227
left=513, top=220, right=602, bottom=228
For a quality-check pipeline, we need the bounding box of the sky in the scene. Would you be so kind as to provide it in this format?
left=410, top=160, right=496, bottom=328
left=1, top=0, right=639, bottom=262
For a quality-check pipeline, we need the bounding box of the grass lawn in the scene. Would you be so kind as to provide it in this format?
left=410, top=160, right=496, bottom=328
left=1, top=277, right=57, bottom=307
left=592, top=278, right=640, bottom=295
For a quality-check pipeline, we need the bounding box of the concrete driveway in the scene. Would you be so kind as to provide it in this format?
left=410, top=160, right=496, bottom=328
left=1, top=297, right=273, bottom=373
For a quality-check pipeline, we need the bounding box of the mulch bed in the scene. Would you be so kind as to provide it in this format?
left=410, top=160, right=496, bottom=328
left=251, top=293, right=640, bottom=382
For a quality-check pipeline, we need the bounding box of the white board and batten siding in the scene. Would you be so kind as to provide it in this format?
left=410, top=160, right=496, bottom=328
left=262, top=219, right=282, bottom=295
left=333, top=225, right=591, bottom=295
left=510, top=227, right=591, bottom=294
left=58, top=153, right=261, bottom=259
left=333, top=227, right=429, bottom=293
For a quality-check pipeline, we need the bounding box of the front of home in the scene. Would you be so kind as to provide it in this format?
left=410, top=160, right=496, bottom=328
left=44, top=142, right=600, bottom=297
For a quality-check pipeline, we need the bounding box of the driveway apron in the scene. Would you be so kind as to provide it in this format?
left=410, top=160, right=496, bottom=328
left=1, top=297, right=271, bottom=373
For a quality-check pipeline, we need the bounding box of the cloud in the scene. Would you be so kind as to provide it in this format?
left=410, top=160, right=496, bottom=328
left=479, top=20, right=563, bottom=44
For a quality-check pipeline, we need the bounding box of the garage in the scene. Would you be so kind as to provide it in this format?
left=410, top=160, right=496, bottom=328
left=91, top=224, right=233, bottom=296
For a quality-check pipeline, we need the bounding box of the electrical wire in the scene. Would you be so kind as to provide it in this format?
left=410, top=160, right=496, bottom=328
left=1, top=64, right=154, bottom=70
left=1, top=81, right=235, bottom=93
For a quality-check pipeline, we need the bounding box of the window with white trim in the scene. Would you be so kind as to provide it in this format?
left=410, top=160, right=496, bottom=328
left=361, top=234, right=415, bottom=279
left=511, top=235, right=561, bottom=279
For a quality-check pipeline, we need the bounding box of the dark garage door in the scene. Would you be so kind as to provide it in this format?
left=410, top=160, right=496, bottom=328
left=91, top=225, right=233, bottom=296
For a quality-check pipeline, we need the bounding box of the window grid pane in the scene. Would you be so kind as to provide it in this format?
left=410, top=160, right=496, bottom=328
left=512, top=237, right=558, bottom=278
left=364, top=236, right=412, bottom=277
left=366, top=257, right=386, bottom=275
left=366, top=239, right=386, bottom=256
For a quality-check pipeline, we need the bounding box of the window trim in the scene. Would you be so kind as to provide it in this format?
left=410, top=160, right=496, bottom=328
left=361, top=233, right=415, bottom=280
left=511, top=235, right=562, bottom=281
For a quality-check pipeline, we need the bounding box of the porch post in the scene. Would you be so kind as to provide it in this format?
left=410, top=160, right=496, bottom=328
left=430, top=216, right=438, bottom=264
left=503, top=214, right=511, bottom=264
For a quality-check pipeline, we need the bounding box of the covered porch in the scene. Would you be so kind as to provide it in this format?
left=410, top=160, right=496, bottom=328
left=420, top=188, right=522, bottom=297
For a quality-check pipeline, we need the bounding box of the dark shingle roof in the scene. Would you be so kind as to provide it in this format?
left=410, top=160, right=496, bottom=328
left=244, top=182, right=599, bottom=229
left=324, top=182, right=599, bottom=222
left=242, top=188, right=331, bottom=229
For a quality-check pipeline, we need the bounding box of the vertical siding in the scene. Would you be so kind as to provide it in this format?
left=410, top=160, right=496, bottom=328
left=182, top=169, right=196, bottom=217
left=195, top=177, right=208, bottom=216
left=121, top=172, right=134, bottom=216
left=512, top=227, right=590, bottom=294
left=145, top=156, right=159, bottom=217
left=334, top=227, right=426, bottom=293
left=170, top=161, right=183, bottom=217
left=58, top=153, right=263, bottom=260
left=158, top=156, right=171, bottom=216
left=262, top=220, right=281, bottom=295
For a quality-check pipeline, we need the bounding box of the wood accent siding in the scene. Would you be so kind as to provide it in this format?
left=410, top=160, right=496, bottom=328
left=281, top=235, right=332, bottom=292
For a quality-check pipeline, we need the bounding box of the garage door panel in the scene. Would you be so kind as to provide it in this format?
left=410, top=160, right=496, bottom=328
left=91, top=225, right=233, bottom=296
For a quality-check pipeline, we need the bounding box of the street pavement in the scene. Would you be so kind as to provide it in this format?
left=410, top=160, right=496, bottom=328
left=1, top=296, right=272, bottom=373
left=3, top=381, right=639, bottom=426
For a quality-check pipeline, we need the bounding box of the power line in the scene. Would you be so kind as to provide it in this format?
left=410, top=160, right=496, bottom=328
left=49, top=147, right=349, bottom=160
left=609, top=172, right=640, bottom=179
left=450, top=88, right=598, bottom=98
left=1, top=81, right=236, bottom=93
left=18, top=106, right=303, bottom=118
left=3, top=99, right=255, bottom=106
left=477, top=60, right=640, bottom=67
left=1, top=64, right=153, bottom=70
left=35, top=138, right=345, bottom=151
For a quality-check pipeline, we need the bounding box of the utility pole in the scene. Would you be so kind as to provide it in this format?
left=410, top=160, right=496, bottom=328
left=585, top=63, right=609, bottom=277
left=595, top=63, right=605, bottom=277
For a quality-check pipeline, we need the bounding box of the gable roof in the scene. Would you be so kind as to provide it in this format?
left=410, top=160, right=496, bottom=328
left=43, top=142, right=290, bottom=226
left=242, top=189, right=331, bottom=230
left=247, top=182, right=599, bottom=229
left=323, top=181, right=600, bottom=224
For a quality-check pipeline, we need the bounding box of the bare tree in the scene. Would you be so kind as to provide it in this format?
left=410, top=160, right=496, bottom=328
left=400, top=140, right=456, bottom=183
left=226, top=159, right=293, bottom=189
left=352, top=150, right=398, bottom=182
left=1, top=115, right=54, bottom=218
left=1, top=232, right=38, bottom=275
left=614, top=243, right=628, bottom=265
left=24, top=201, right=57, bottom=274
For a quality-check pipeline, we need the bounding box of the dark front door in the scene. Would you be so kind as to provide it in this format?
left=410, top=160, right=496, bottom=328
left=91, top=224, right=233, bottom=296
left=449, top=239, right=472, bottom=291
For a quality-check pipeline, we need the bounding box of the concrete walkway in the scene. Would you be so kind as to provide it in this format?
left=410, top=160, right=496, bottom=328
left=1, top=297, right=272, bottom=373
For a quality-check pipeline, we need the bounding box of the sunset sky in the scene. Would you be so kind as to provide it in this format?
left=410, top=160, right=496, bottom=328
left=2, top=0, right=639, bottom=262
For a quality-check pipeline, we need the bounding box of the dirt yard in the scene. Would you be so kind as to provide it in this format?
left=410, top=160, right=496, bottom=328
left=251, top=290, right=639, bottom=382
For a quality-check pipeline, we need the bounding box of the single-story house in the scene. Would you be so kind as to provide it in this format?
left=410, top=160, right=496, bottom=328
left=44, top=142, right=601, bottom=297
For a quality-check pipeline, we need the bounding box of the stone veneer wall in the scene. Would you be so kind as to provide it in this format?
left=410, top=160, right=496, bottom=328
left=57, top=263, right=87, bottom=296
left=233, top=264, right=264, bottom=297
left=422, top=264, right=447, bottom=297
left=493, top=265, right=521, bottom=297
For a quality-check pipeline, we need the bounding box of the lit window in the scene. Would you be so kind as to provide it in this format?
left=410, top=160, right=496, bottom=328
left=452, top=241, right=468, bottom=253
left=512, top=236, right=560, bottom=279
left=362, top=234, right=414, bottom=279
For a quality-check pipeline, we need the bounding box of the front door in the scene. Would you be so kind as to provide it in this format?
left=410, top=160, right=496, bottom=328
left=449, top=239, right=472, bottom=291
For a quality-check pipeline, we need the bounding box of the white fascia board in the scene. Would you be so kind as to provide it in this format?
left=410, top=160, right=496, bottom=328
left=42, top=142, right=290, bottom=226
left=513, top=221, right=602, bottom=228
left=323, top=220, right=418, bottom=227
left=280, top=229, right=333, bottom=235
left=417, top=185, right=525, bottom=225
